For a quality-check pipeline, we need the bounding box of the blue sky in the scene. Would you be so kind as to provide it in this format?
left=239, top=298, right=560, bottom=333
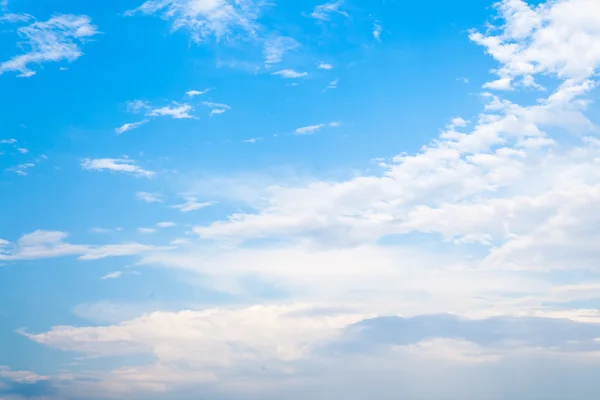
left=2, top=0, right=600, bottom=398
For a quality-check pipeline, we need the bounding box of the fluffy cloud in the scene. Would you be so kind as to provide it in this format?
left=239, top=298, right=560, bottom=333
left=126, top=0, right=263, bottom=43
left=81, top=158, right=154, bottom=177
left=147, top=103, right=195, bottom=119
left=0, top=14, right=98, bottom=77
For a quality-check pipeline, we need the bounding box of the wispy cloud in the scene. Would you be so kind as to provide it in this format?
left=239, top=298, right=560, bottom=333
left=115, top=120, right=148, bottom=134
left=272, top=69, right=308, bottom=79
left=6, top=162, right=35, bottom=176
left=373, top=22, right=382, bottom=41
left=0, top=14, right=99, bottom=78
left=81, top=158, right=154, bottom=177
left=101, top=271, right=123, bottom=280
left=157, top=222, right=177, bottom=228
left=202, top=101, right=231, bottom=117
left=136, top=192, right=163, bottom=203
left=310, top=0, right=348, bottom=21
left=294, top=121, right=340, bottom=135
left=327, top=78, right=339, bottom=89
left=138, top=228, right=157, bottom=234
left=264, top=36, right=300, bottom=67
left=0, top=13, right=33, bottom=23
left=172, top=197, right=215, bottom=213
left=243, top=137, right=262, bottom=143
left=186, top=89, right=210, bottom=97
left=318, top=63, right=333, bottom=70
left=148, top=103, right=195, bottom=119
left=125, top=0, right=263, bottom=43
left=0, top=138, right=17, bottom=144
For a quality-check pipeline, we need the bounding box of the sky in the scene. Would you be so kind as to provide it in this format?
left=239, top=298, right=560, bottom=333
left=2, top=0, right=600, bottom=398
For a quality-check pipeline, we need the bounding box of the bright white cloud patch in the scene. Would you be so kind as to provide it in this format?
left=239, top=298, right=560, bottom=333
left=81, top=158, right=154, bottom=177
left=101, top=271, right=123, bottom=280
left=0, top=14, right=99, bottom=77
left=136, top=191, right=163, bottom=203
left=186, top=88, right=210, bottom=97
left=318, top=63, right=333, bottom=70
left=294, top=121, right=340, bottom=135
left=126, top=0, right=263, bottom=43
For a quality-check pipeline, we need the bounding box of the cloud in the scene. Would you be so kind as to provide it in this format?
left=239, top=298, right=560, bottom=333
left=469, top=0, right=600, bottom=89
left=373, top=22, right=382, bottom=41
left=0, top=14, right=99, bottom=77
left=148, top=103, right=195, bottom=119
left=272, top=69, right=308, bottom=78
left=186, top=89, right=210, bottom=97
left=318, top=63, right=333, bottom=70
left=126, top=100, right=150, bottom=113
left=156, top=222, right=177, bottom=228
left=0, top=13, right=33, bottom=23
left=136, top=191, right=163, bottom=203
left=6, top=162, right=35, bottom=176
left=101, top=271, right=123, bottom=280
left=0, top=230, right=159, bottom=261
left=202, top=101, right=231, bottom=117
left=0, top=138, right=17, bottom=144
left=294, top=121, right=340, bottom=135
left=327, top=78, right=338, bottom=89
left=125, top=0, right=263, bottom=43
left=16, top=147, right=28, bottom=154
left=310, top=0, right=348, bottom=21
left=81, top=158, right=154, bottom=177
left=115, top=120, right=148, bottom=134
left=138, top=228, right=157, bottom=234
left=90, top=227, right=118, bottom=234
left=263, top=36, right=300, bottom=66
left=172, top=197, right=215, bottom=213
left=243, top=137, right=262, bottom=143
left=0, top=366, right=48, bottom=384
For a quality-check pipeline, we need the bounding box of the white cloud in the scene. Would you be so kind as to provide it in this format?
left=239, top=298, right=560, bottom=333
left=483, top=77, right=513, bottom=91
left=0, top=230, right=160, bottom=261
left=148, top=103, right=195, bottom=119
left=172, top=197, right=215, bottom=213
left=294, top=121, right=340, bottom=135
left=101, top=271, right=123, bottom=280
left=0, top=138, right=16, bottom=144
left=318, top=63, right=333, bottom=70
left=115, top=120, right=148, bottom=134
left=310, top=0, right=348, bottom=21
left=0, top=13, right=32, bottom=23
left=470, top=0, right=600, bottom=89
left=373, top=22, right=382, bottom=41
left=138, top=228, right=157, bottom=234
left=327, top=78, right=339, bottom=89
left=202, top=101, right=231, bottom=117
left=0, top=14, right=99, bottom=77
left=6, top=162, right=35, bottom=176
left=156, top=222, right=177, bottom=228
left=16, top=147, right=28, bottom=154
left=127, top=100, right=151, bottom=113
left=126, top=0, right=263, bottom=43
left=81, top=158, right=154, bottom=177
left=0, top=366, right=48, bottom=384
left=90, top=227, right=116, bottom=234
left=243, top=137, right=261, bottom=143
left=136, top=191, right=163, bottom=203
left=272, top=69, right=308, bottom=79
left=264, top=36, right=299, bottom=66
left=186, top=88, right=210, bottom=97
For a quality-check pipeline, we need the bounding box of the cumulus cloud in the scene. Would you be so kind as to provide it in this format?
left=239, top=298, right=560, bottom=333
left=126, top=0, right=263, bottom=43
left=0, top=14, right=99, bottom=77
left=81, top=158, right=154, bottom=177
left=318, top=63, right=333, bottom=70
